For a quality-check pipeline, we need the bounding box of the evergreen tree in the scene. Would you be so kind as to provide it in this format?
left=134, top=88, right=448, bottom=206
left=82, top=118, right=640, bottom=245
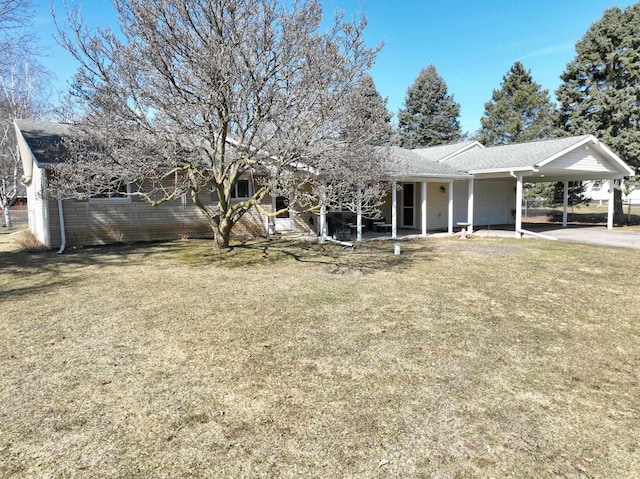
left=477, top=61, right=559, bottom=145
left=397, top=64, right=461, bottom=148
left=556, top=3, right=640, bottom=222
left=345, top=74, right=393, bottom=146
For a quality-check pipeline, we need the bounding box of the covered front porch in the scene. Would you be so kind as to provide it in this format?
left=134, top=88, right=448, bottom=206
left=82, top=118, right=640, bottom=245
left=318, top=177, right=474, bottom=243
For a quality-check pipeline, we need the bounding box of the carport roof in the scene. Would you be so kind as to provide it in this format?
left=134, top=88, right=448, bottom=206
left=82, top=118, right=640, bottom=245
left=393, top=135, right=635, bottom=180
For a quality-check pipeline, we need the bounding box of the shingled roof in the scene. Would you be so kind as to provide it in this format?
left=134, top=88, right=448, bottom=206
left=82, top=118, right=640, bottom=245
left=382, top=146, right=470, bottom=178
left=14, top=119, right=71, bottom=166
left=15, top=120, right=634, bottom=180
left=440, top=135, right=595, bottom=172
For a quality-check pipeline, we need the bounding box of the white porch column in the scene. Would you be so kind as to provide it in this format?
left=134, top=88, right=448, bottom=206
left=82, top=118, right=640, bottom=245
left=319, top=181, right=327, bottom=243
left=356, top=184, right=363, bottom=242
left=467, top=178, right=474, bottom=233
left=391, top=181, right=397, bottom=239
left=515, top=175, right=523, bottom=238
left=421, top=181, right=427, bottom=236
left=447, top=180, right=454, bottom=235
left=319, top=204, right=327, bottom=243
left=607, top=179, right=615, bottom=230
left=562, top=181, right=569, bottom=228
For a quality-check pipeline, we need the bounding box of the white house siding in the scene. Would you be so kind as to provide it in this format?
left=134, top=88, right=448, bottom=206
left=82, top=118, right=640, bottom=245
left=473, top=180, right=515, bottom=226
left=26, top=165, right=50, bottom=247
left=548, top=145, right=615, bottom=172
left=584, top=179, right=640, bottom=204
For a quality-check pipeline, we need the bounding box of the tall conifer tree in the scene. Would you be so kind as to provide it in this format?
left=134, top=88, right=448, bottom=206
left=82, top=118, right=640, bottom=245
left=345, top=74, right=392, bottom=146
left=556, top=3, right=640, bottom=222
left=397, top=64, right=461, bottom=148
left=477, top=62, right=558, bottom=145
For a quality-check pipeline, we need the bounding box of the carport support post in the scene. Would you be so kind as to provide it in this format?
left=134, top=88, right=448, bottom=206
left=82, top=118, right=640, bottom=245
left=391, top=181, right=397, bottom=239
left=319, top=181, right=327, bottom=243
left=356, top=184, right=363, bottom=241
left=515, top=174, right=523, bottom=238
left=562, top=181, right=569, bottom=228
left=467, top=178, right=474, bottom=232
left=448, top=180, right=454, bottom=235
left=421, top=181, right=427, bottom=236
left=607, top=179, right=615, bottom=230
left=319, top=203, right=327, bottom=243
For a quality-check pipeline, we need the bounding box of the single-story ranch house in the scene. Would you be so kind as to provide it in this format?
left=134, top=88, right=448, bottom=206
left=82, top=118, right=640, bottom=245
left=15, top=120, right=635, bottom=250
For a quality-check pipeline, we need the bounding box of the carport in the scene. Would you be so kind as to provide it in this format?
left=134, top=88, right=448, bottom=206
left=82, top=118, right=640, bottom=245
left=318, top=135, right=635, bottom=244
left=441, top=135, right=636, bottom=238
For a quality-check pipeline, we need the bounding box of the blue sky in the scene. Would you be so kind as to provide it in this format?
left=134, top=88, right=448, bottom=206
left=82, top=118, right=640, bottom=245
left=35, top=0, right=636, bottom=135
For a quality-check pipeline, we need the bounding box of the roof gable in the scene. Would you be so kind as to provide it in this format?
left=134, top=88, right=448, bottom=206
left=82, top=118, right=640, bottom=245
left=14, top=120, right=71, bottom=167
left=442, top=136, right=595, bottom=172
left=448, top=135, right=634, bottom=179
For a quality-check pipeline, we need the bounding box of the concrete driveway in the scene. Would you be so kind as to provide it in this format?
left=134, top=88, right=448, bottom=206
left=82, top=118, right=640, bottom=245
left=475, top=224, right=640, bottom=249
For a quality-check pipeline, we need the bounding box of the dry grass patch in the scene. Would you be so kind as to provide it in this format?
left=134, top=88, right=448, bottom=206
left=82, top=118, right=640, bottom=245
left=1, top=237, right=639, bottom=477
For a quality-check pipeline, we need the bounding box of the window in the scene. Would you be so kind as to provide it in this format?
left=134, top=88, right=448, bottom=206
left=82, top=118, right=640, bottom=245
left=275, top=196, right=290, bottom=218
left=90, top=181, right=131, bottom=202
left=231, top=179, right=251, bottom=199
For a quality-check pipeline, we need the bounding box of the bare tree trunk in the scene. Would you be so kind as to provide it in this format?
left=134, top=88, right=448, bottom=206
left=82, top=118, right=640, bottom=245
left=2, top=200, right=11, bottom=227
left=212, top=216, right=233, bottom=252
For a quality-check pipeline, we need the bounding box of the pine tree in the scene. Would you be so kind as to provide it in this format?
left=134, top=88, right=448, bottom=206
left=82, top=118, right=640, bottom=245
left=345, top=74, right=392, bottom=146
left=477, top=62, right=559, bottom=145
left=397, top=64, right=461, bottom=148
left=556, top=3, right=640, bottom=222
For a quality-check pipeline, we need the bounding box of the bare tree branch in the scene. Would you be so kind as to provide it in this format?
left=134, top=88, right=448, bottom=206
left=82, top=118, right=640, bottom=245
left=51, top=0, right=389, bottom=249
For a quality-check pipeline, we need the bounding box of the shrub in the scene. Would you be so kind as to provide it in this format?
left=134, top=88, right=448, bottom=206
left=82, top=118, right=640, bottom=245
left=14, top=230, right=47, bottom=252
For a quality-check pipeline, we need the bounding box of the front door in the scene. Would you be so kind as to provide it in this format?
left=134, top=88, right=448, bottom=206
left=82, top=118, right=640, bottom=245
left=273, top=196, right=293, bottom=231
left=402, top=183, right=415, bottom=228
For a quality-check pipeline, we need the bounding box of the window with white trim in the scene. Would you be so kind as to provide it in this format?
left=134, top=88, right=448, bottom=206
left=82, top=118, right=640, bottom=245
left=231, top=179, right=251, bottom=199
left=89, top=181, right=131, bottom=201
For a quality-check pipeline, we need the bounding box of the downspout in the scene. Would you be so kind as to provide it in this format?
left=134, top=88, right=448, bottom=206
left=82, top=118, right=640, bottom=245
left=56, top=197, right=66, bottom=254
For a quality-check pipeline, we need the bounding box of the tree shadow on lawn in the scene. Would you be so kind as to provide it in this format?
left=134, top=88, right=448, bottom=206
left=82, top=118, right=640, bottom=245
left=0, top=237, right=439, bottom=277
left=176, top=238, right=439, bottom=274
left=0, top=242, right=187, bottom=302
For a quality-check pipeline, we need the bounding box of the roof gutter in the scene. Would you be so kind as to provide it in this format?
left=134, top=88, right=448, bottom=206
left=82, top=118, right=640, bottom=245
left=56, top=197, right=66, bottom=254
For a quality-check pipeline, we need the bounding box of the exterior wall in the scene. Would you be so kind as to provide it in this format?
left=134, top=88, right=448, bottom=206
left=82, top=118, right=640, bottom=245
left=383, top=181, right=457, bottom=233
left=56, top=195, right=212, bottom=247
left=26, top=165, right=50, bottom=247
left=453, top=180, right=469, bottom=225
left=473, top=180, right=516, bottom=226
left=39, top=173, right=317, bottom=248
left=584, top=180, right=640, bottom=204
left=59, top=197, right=275, bottom=248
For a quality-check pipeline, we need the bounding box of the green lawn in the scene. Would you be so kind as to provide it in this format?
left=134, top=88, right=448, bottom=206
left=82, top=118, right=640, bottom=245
left=1, top=237, right=639, bottom=478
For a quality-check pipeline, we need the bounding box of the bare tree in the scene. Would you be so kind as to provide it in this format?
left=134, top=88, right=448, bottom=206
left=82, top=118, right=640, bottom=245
left=0, top=0, right=34, bottom=62
left=52, top=0, right=388, bottom=250
left=0, top=0, right=50, bottom=227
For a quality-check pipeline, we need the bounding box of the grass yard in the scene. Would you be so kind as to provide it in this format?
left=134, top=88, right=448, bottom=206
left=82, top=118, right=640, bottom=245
left=1, top=237, right=639, bottom=478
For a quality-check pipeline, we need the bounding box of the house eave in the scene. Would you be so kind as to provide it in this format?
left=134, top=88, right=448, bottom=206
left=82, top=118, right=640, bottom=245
left=384, top=173, right=472, bottom=181
left=467, top=167, right=535, bottom=176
